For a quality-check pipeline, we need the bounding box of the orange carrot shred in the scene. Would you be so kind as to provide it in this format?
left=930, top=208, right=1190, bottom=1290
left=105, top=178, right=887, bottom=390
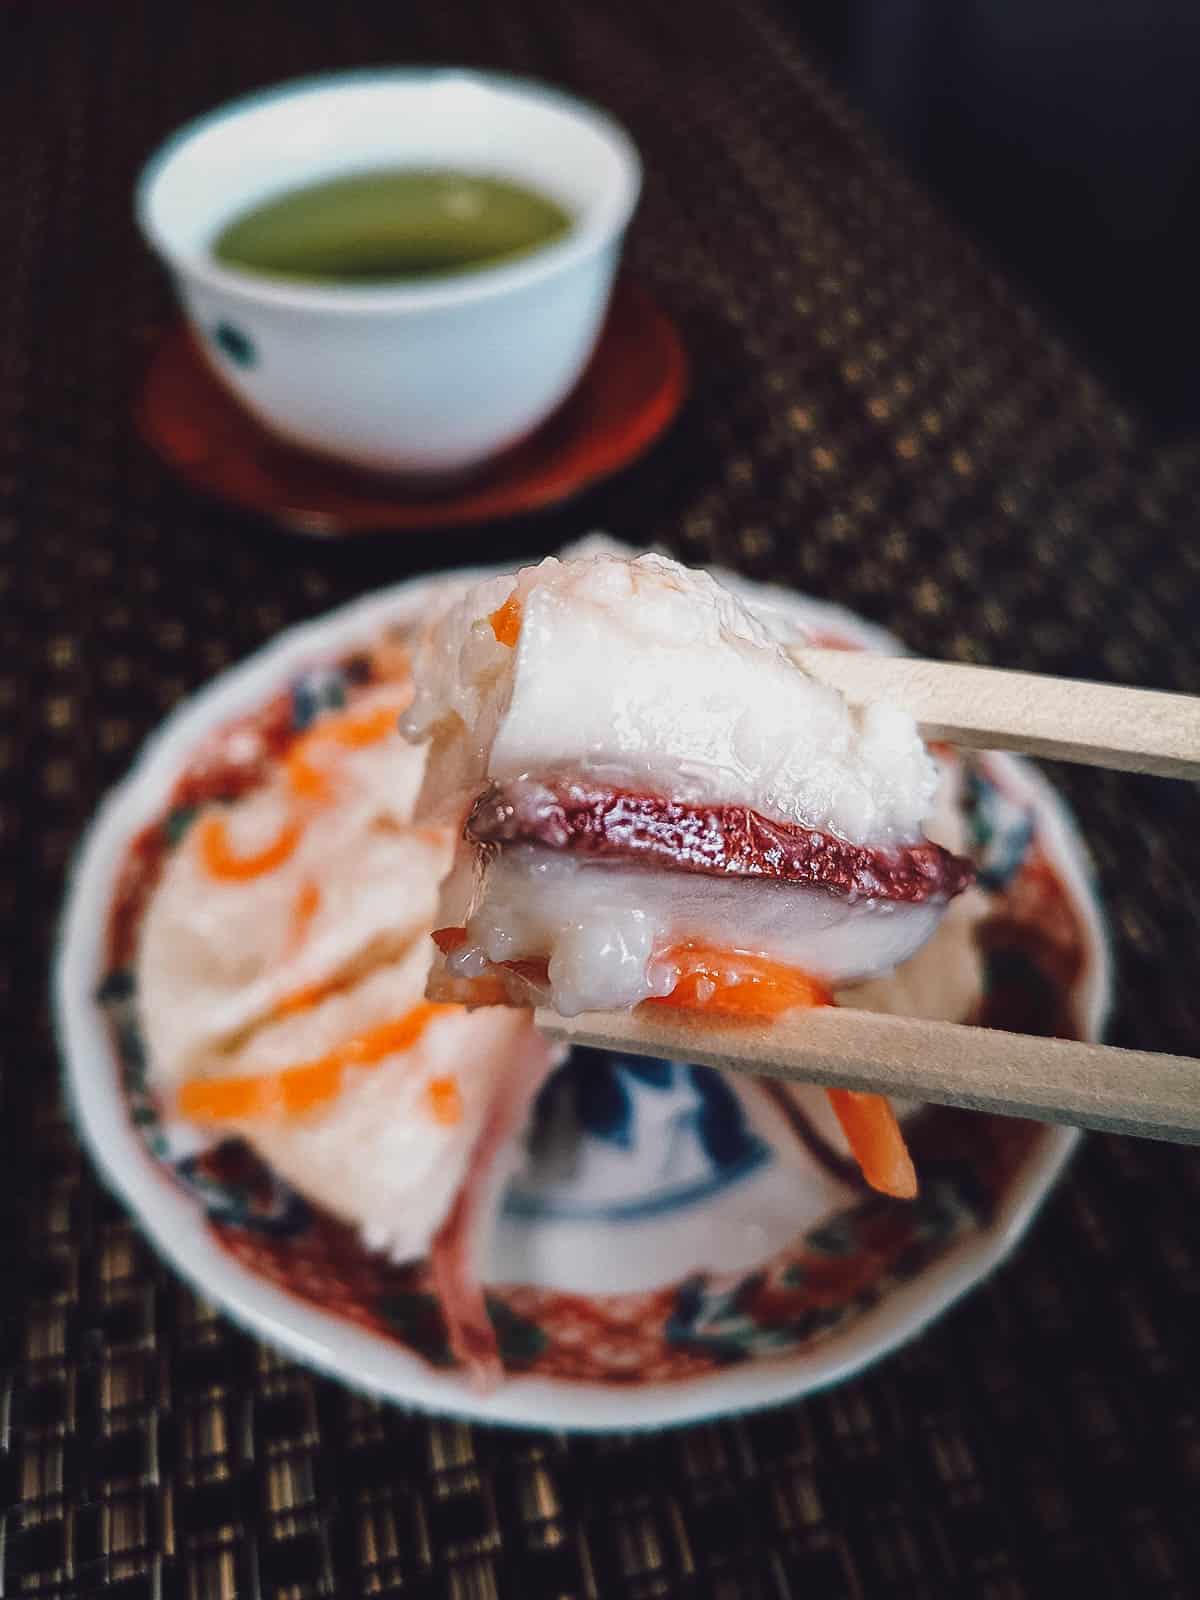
left=178, top=1003, right=457, bottom=1123
left=489, top=592, right=522, bottom=647
left=645, top=943, right=832, bottom=1019
left=287, top=879, right=321, bottom=948
left=432, top=926, right=468, bottom=955
left=330, top=705, right=400, bottom=748
left=271, top=978, right=337, bottom=1019
left=412, top=826, right=454, bottom=847
left=640, top=946, right=917, bottom=1194
left=286, top=704, right=399, bottom=800
left=825, top=1088, right=918, bottom=1200
left=294, top=879, right=321, bottom=921
left=198, top=813, right=302, bottom=881
left=427, top=1075, right=463, bottom=1126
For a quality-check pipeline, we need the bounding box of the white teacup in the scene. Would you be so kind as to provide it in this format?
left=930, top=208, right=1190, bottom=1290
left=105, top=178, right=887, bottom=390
left=136, top=69, right=642, bottom=477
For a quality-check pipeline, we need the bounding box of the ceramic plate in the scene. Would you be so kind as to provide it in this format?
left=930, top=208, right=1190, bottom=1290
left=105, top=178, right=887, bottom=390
left=55, top=563, right=1110, bottom=1430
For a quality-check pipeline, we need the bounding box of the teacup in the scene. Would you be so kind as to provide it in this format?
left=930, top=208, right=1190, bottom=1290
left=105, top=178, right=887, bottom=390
left=136, top=69, right=642, bottom=477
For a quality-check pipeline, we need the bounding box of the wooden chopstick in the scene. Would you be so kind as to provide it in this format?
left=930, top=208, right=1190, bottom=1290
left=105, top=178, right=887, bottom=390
left=791, top=648, right=1200, bottom=781
left=532, top=653, right=1200, bottom=1137
left=530, top=655, right=1200, bottom=1141
left=535, top=1005, right=1200, bottom=1145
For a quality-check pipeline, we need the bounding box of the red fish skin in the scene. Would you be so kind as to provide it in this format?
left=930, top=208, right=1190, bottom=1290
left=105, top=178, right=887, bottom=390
left=467, top=779, right=974, bottom=905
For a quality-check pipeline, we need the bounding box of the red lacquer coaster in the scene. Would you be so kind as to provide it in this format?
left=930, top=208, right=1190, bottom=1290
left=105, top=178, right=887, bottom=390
left=136, top=280, right=687, bottom=536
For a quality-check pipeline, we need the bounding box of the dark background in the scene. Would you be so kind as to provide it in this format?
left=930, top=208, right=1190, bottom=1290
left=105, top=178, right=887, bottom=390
left=3, top=1, right=1200, bottom=1595
left=798, top=1, right=1200, bottom=429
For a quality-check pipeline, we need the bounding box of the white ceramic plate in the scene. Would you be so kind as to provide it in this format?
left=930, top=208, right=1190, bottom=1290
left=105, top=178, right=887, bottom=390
left=55, top=562, right=1110, bottom=1430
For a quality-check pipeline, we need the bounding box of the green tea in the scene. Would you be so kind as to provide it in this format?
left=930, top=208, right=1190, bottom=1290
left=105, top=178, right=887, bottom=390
left=212, top=168, right=574, bottom=284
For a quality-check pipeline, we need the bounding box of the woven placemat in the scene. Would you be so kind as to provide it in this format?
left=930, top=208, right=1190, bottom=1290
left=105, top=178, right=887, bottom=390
left=3, top=1, right=1200, bottom=1594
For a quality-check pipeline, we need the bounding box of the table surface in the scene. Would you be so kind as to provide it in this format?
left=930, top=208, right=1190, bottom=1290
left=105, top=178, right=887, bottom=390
left=4, top=2, right=1200, bottom=1596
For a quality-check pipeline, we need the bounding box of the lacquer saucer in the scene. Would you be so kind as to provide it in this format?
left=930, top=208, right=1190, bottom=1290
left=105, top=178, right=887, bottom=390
left=136, top=281, right=687, bottom=536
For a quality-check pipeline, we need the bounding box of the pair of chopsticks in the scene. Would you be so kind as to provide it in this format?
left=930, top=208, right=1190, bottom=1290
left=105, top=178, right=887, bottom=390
left=535, top=651, right=1200, bottom=1146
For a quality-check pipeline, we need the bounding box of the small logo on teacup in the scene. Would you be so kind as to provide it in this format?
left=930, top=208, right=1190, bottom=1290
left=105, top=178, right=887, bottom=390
left=211, top=321, right=256, bottom=368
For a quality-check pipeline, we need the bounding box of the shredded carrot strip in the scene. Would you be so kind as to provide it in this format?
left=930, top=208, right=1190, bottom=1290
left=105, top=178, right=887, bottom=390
left=641, top=944, right=916, bottom=1196
left=287, top=755, right=326, bottom=800
left=489, top=592, right=522, bottom=647
left=427, top=1075, right=464, bottom=1126
left=287, top=878, right=321, bottom=947
left=825, top=1088, right=918, bottom=1200
left=294, top=879, right=321, bottom=923
left=198, top=813, right=302, bottom=881
left=646, top=943, right=833, bottom=1018
left=286, top=705, right=399, bottom=800
left=202, top=705, right=400, bottom=881
left=329, top=705, right=399, bottom=747
left=432, top=926, right=468, bottom=955
left=178, top=1003, right=457, bottom=1122
left=412, top=826, right=454, bottom=848
left=271, top=978, right=338, bottom=1019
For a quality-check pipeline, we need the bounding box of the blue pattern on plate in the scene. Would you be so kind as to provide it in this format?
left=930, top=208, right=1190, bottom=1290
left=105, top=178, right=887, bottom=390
left=98, top=972, right=312, bottom=1237
left=291, top=666, right=348, bottom=730
left=965, top=765, right=1035, bottom=891
left=174, top=1150, right=313, bottom=1238
left=503, top=1053, right=771, bottom=1223
left=665, top=1174, right=981, bottom=1363
left=667, top=1274, right=846, bottom=1361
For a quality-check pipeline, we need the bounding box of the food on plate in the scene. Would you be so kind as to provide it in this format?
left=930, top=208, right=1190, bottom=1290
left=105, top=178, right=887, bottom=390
left=403, top=552, right=973, bottom=1008
left=123, top=549, right=999, bottom=1392
left=135, top=657, right=562, bottom=1385
left=401, top=550, right=976, bottom=1197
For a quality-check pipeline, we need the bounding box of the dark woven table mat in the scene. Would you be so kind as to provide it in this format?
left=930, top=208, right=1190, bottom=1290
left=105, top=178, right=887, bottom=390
left=4, top=2, right=1200, bottom=1595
